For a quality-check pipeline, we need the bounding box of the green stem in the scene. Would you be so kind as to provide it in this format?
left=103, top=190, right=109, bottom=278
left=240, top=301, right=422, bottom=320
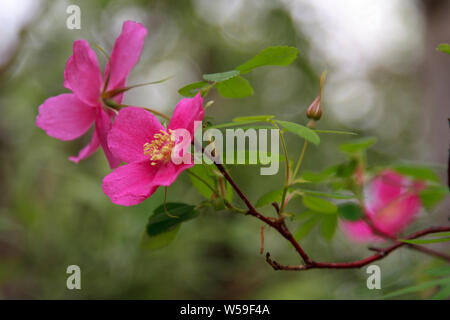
left=271, top=121, right=290, bottom=214
left=292, top=140, right=309, bottom=180
left=292, top=120, right=315, bottom=181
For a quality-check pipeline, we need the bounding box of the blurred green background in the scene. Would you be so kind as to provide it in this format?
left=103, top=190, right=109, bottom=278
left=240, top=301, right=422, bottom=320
left=0, top=0, right=449, bottom=299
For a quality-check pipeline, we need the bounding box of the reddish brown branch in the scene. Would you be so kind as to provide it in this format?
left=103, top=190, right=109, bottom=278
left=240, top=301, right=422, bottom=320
left=215, top=163, right=313, bottom=264
left=214, top=162, right=450, bottom=271
left=266, top=226, right=450, bottom=270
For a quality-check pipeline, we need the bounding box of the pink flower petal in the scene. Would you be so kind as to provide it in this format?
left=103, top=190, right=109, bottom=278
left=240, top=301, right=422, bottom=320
left=340, top=220, right=382, bottom=243
left=341, top=170, right=424, bottom=243
left=366, top=170, right=423, bottom=236
left=153, top=161, right=194, bottom=187
left=105, top=21, right=147, bottom=91
left=102, top=161, right=158, bottom=206
left=168, top=92, right=204, bottom=137
left=64, top=40, right=102, bottom=106
left=107, top=107, right=165, bottom=164
left=36, top=93, right=96, bottom=141
left=96, top=108, right=121, bottom=168
left=69, top=129, right=100, bottom=163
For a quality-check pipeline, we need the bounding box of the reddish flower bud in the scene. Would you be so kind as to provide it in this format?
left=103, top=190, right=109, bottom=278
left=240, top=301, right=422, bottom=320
left=306, top=71, right=326, bottom=121
left=306, top=96, right=322, bottom=120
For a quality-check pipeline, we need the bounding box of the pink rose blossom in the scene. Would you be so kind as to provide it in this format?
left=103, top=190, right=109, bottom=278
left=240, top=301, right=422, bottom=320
left=36, top=21, right=147, bottom=168
left=102, top=93, right=204, bottom=206
left=341, top=170, right=424, bottom=242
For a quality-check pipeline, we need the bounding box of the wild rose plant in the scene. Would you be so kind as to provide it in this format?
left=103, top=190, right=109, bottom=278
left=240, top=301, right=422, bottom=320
left=36, top=20, right=450, bottom=272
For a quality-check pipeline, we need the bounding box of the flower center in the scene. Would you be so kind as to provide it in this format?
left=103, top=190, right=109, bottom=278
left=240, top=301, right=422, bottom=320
left=143, top=129, right=176, bottom=165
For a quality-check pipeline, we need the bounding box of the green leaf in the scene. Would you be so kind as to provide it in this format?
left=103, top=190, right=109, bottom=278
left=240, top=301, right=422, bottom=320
left=399, top=234, right=450, bottom=244
left=321, top=214, right=338, bottom=240
left=314, top=129, right=357, bottom=135
left=432, top=284, right=450, bottom=300
left=178, top=81, right=210, bottom=97
left=189, top=165, right=215, bottom=199
left=384, top=277, right=450, bottom=299
left=141, top=225, right=180, bottom=251
left=424, top=266, right=450, bottom=277
left=233, top=115, right=275, bottom=122
left=203, top=70, right=240, bottom=82
left=210, top=120, right=263, bottom=129
left=393, top=164, right=440, bottom=183
left=420, top=186, right=449, bottom=211
left=302, top=196, right=337, bottom=214
left=296, top=189, right=354, bottom=199
left=295, top=216, right=320, bottom=240
left=274, top=120, right=320, bottom=146
left=236, top=46, right=298, bottom=74
left=339, top=137, right=377, bottom=153
left=256, top=188, right=284, bottom=208
left=216, top=76, right=254, bottom=98
left=226, top=180, right=233, bottom=203
left=300, top=165, right=339, bottom=182
left=336, top=159, right=358, bottom=178
left=338, top=202, right=364, bottom=221
left=146, top=203, right=199, bottom=237
left=437, top=44, right=450, bottom=55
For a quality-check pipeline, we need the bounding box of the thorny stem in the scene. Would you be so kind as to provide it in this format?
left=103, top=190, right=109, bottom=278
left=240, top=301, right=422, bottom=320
left=135, top=93, right=449, bottom=272
left=266, top=226, right=450, bottom=270
left=212, top=161, right=450, bottom=271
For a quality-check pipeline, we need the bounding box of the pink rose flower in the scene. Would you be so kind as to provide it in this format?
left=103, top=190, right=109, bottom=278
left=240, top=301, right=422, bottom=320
left=102, top=93, right=204, bottom=206
left=36, top=21, right=147, bottom=168
left=341, top=170, right=424, bottom=242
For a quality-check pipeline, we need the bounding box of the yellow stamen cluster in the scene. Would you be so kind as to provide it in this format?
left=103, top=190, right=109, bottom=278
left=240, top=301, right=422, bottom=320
left=143, top=129, right=176, bottom=165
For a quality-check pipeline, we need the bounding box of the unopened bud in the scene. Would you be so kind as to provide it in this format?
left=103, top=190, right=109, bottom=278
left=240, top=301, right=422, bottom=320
left=306, top=71, right=326, bottom=121
left=306, top=96, right=322, bottom=120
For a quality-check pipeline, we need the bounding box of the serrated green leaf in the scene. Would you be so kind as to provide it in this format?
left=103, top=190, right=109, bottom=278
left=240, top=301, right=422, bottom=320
left=437, top=44, right=450, bottom=55
left=178, top=81, right=210, bottom=97
left=141, top=225, right=180, bottom=251
left=236, top=46, right=298, bottom=74
left=420, top=186, right=449, bottom=211
left=216, top=76, right=254, bottom=98
left=189, top=165, right=215, bottom=199
left=384, top=277, right=450, bottom=299
left=339, top=137, right=377, bottom=153
left=146, top=203, right=199, bottom=237
left=393, top=164, right=440, bottom=183
left=274, top=120, right=320, bottom=145
left=233, top=115, right=274, bottom=122
left=203, top=70, right=240, bottom=82
left=338, top=202, right=364, bottom=221
left=302, top=196, right=337, bottom=214
left=295, top=216, right=320, bottom=240
left=256, top=188, right=284, bottom=208
left=321, top=214, right=338, bottom=240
